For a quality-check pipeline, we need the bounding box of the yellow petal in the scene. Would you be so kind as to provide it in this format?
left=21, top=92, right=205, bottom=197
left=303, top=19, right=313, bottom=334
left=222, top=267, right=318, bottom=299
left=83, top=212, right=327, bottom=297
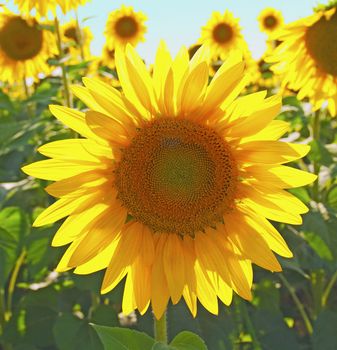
left=238, top=206, right=293, bottom=258
left=132, top=257, right=151, bottom=315
left=235, top=141, right=310, bottom=164
left=33, top=191, right=103, bottom=227
left=49, top=105, right=105, bottom=144
left=163, top=234, right=185, bottom=304
left=68, top=205, right=127, bottom=267
left=46, top=172, right=112, bottom=198
left=101, top=221, right=143, bottom=294
left=151, top=235, right=170, bottom=320
left=71, top=85, right=107, bottom=115
left=179, top=62, right=209, bottom=115
left=38, top=139, right=111, bottom=163
left=225, top=213, right=282, bottom=272
left=22, top=159, right=104, bottom=181
left=74, top=239, right=119, bottom=274
left=82, top=77, right=137, bottom=129
left=244, top=164, right=317, bottom=188
left=85, top=110, right=130, bottom=146
left=194, top=259, right=218, bottom=314
left=52, top=201, right=111, bottom=246
left=225, top=95, right=281, bottom=138
left=153, top=40, right=172, bottom=100
left=242, top=120, right=290, bottom=142
left=202, top=61, right=245, bottom=114
left=122, top=268, right=136, bottom=315
left=115, top=46, right=148, bottom=118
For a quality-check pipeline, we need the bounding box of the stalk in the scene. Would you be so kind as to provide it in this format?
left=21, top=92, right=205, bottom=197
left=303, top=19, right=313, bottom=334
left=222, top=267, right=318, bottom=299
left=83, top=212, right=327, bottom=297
left=153, top=310, right=168, bottom=344
left=54, top=17, right=72, bottom=107
left=312, top=110, right=321, bottom=202
left=6, top=249, right=27, bottom=321
left=75, top=11, right=85, bottom=61
left=279, top=274, right=313, bottom=335
left=322, top=269, right=337, bottom=307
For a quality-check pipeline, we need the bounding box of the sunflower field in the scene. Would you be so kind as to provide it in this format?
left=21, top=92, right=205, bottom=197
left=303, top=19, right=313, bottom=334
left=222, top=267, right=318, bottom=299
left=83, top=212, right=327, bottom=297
left=0, top=0, right=337, bottom=349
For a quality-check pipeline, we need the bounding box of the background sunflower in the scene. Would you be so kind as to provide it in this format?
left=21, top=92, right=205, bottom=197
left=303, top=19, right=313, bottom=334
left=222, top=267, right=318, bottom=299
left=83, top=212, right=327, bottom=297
left=0, top=10, right=57, bottom=83
left=268, top=6, right=337, bottom=116
left=61, top=19, right=93, bottom=61
left=104, top=5, right=147, bottom=49
left=258, top=8, right=284, bottom=35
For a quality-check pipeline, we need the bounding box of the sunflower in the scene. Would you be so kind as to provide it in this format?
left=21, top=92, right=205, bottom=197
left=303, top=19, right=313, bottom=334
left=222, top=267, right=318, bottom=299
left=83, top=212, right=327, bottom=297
left=22, top=43, right=316, bottom=319
left=101, top=44, right=116, bottom=70
left=255, top=55, right=280, bottom=90
left=267, top=7, right=337, bottom=116
left=105, top=5, right=147, bottom=49
left=200, top=11, right=248, bottom=60
left=61, top=19, right=93, bottom=61
left=0, top=11, right=57, bottom=83
left=258, top=8, right=284, bottom=35
left=14, top=0, right=88, bottom=17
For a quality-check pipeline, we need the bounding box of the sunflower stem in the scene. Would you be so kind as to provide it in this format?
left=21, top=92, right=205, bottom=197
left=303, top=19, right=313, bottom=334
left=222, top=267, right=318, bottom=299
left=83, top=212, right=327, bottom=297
left=322, top=269, right=337, bottom=307
left=0, top=288, right=5, bottom=335
left=54, top=16, right=72, bottom=108
left=6, top=249, right=26, bottom=321
left=239, top=301, right=262, bottom=350
left=279, top=273, right=313, bottom=335
left=23, top=77, right=30, bottom=99
left=75, top=11, right=85, bottom=61
left=312, top=110, right=321, bottom=202
left=154, top=310, right=168, bottom=344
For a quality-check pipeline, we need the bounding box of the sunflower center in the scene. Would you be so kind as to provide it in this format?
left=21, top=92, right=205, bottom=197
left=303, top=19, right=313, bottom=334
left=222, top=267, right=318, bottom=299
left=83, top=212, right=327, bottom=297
left=64, top=26, right=79, bottom=43
left=0, top=17, right=43, bottom=61
left=114, top=118, right=237, bottom=236
left=305, top=11, right=337, bottom=76
left=115, top=16, right=138, bottom=38
left=212, top=23, right=233, bottom=44
left=107, top=48, right=115, bottom=59
left=263, top=15, right=277, bottom=29
left=188, top=44, right=202, bottom=59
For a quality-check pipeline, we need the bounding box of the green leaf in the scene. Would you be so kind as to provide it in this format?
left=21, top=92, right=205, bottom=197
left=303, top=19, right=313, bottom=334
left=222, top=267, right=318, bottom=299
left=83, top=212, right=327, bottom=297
left=0, top=207, right=29, bottom=285
left=91, top=325, right=155, bottom=350
left=152, top=343, right=172, bottom=350
left=308, top=140, right=333, bottom=166
left=303, top=231, right=333, bottom=261
left=170, top=331, right=207, bottom=350
left=53, top=313, right=103, bottom=350
left=313, top=311, right=337, bottom=350
left=0, top=227, right=18, bottom=286
left=327, top=186, right=337, bottom=210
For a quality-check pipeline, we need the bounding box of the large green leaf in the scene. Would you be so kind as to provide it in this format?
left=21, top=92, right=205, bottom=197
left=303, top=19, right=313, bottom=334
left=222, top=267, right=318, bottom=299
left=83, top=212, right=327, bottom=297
left=92, top=325, right=155, bottom=350
left=170, top=331, right=207, bottom=350
left=0, top=207, right=29, bottom=285
left=53, top=313, right=103, bottom=350
left=151, top=332, right=207, bottom=350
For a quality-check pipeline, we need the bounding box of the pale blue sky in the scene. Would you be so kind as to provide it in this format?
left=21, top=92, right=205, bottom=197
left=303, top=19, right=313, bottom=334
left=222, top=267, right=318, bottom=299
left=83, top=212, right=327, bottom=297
left=8, top=0, right=320, bottom=62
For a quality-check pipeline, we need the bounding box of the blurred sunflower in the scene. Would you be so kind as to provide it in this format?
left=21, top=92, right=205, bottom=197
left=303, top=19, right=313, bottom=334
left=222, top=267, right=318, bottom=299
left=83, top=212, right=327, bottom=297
left=258, top=8, right=284, bottom=35
left=0, top=10, right=57, bottom=83
left=57, top=0, right=88, bottom=14
left=268, top=7, right=337, bottom=116
left=101, top=44, right=116, bottom=70
left=200, top=11, right=247, bottom=60
left=256, top=56, right=280, bottom=90
left=23, top=43, right=316, bottom=319
left=61, top=19, right=93, bottom=61
left=14, top=0, right=88, bottom=17
left=105, top=5, right=147, bottom=49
